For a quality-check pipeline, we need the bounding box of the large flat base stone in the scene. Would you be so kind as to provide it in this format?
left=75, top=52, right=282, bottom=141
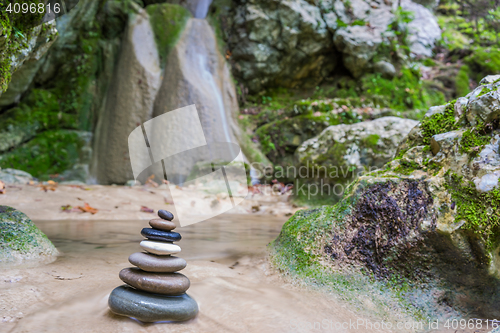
left=108, top=285, right=198, bottom=322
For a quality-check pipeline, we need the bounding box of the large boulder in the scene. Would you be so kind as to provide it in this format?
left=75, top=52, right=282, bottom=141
left=0, top=206, right=58, bottom=266
left=296, top=116, right=418, bottom=187
left=271, top=76, right=500, bottom=318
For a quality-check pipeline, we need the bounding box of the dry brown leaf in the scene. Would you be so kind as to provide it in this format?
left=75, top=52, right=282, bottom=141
left=0, top=180, right=5, bottom=195
left=76, top=203, right=98, bottom=214
left=140, top=206, right=154, bottom=213
left=38, top=181, right=58, bottom=192
left=145, top=175, right=158, bottom=188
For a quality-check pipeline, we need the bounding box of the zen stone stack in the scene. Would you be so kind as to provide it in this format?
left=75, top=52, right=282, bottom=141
left=108, top=210, right=198, bottom=322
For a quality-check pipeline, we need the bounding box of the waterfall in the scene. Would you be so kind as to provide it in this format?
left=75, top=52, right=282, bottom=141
left=192, top=0, right=213, bottom=19
left=197, top=54, right=232, bottom=147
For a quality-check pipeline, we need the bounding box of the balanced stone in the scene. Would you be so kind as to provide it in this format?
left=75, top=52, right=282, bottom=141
left=108, top=285, right=198, bottom=322
left=158, top=209, right=174, bottom=221
left=149, top=218, right=176, bottom=231
left=140, top=240, right=181, bottom=255
left=119, top=267, right=190, bottom=295
left=141, top=228, right=181, bottom=242
left=129, top=252, right=187, bottom=273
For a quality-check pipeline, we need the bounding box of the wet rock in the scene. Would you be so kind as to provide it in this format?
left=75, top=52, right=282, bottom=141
left=108, top=285, right=198, bottom=322
left=93, top=8, right=161, bottom=185
left=140, top=240, right=181, bottom=255
left=128, top=252, right=187, bottom=273
left=158, top=209, right=174, bottom=221
left=119, top=267, right=190, bottom=295
left=271, top=75, right=500, bottom=318
left=151, top=18, right=241, bottom=182
left=149, top=218, right=176, bottom=231
left=0, top=206, right=58, bottom=266
left=141, top=228, right=181, bottom=242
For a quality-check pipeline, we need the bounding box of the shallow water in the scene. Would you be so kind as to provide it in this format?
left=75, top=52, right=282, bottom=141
left=0, top=214, right=386, bottom=333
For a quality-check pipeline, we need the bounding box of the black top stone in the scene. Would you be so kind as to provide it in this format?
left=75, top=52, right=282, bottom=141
left=158, top=210, right=174, bottom=221
left=141, top=228, right=181, bottom=242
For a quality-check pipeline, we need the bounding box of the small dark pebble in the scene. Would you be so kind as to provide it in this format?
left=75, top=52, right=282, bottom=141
left=158, top=210, right=174, bottom=221
left=141, top=228, right=181, bottom=242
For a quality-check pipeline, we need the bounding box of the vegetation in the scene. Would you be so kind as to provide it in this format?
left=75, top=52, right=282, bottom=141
left=147, top=3, right=191, bottom=64
left=445, top=172, right=500, bottom=251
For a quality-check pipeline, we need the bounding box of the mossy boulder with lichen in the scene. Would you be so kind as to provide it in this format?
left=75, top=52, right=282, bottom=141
left=0, top=206, right=58, bottom=266
left=270, top=75, right=500, bottom=318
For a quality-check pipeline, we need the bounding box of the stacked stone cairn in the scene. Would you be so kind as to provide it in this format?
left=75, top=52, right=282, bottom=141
left=108, top=210, right=198, bottom=322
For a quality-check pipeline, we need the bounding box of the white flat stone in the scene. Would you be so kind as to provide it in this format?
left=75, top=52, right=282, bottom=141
left=140, top=240, right=181, bottom=255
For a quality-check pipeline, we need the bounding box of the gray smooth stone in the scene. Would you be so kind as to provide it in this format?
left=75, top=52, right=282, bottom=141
left=108, top=285, right=198, bottom=322
left=129, top=252, right=187, bottom=272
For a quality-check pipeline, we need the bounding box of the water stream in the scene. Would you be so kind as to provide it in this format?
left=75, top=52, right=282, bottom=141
left=0, top=215, right=378, bottom=333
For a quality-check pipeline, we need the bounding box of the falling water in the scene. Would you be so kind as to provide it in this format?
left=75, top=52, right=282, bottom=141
left=193, top=0, right=213, bottom=19
left=197, top=54, right=233, bottom=150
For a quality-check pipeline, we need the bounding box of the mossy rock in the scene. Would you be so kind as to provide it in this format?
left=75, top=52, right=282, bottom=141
left=270, top=75, right=500, bottom=319
left=0, top=206, right=58, bottom=266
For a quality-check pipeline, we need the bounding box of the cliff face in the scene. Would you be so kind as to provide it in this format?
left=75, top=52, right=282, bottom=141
left=216, top=0, right=440, bottom=93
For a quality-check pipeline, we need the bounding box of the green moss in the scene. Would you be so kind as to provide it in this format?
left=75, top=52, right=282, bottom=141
left=459, top=123, right=492, bottom=157
left=393, top=159, right=421, bottom=175
left=146, top=3, right=191, bottom=65
left=455, top=65, right=470, bottom=97
left=0, top=130, right=85, bottom=180
left=445, top=172, right=500, bottom=251
left=419, top=101, right=458, bottom=145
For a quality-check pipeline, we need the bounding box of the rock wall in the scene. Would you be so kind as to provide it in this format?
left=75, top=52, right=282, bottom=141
left=217, top=0, right=441, bottom=92
left=93, top=9, right=162, bottom=185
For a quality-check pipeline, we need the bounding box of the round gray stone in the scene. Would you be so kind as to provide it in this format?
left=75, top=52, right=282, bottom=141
left=129, top=252, right=187, bottom=273
left=108, top=285, right=198, bottom=322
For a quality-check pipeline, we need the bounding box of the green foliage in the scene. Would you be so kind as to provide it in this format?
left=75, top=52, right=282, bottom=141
left=445, top=172, right=500, bottom=251
left=419, top=101, right=458, bottom=145
left=147, top=3, right=191, bottom=64
left=0, top=130, right=85, bottom=180
left=465, top=47, right=500, bottom=80
left=455, top=65, right=470, bottom=97
left=360, top=68, right=446, bottom=111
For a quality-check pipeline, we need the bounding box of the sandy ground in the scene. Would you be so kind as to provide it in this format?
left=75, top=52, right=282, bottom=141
left=0, top=183, right=299, bottom=221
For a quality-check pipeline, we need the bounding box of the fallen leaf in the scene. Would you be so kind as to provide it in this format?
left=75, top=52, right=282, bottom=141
left=61, top=205, right=72, bottom=211
left=164, top=197, right=174, bottom=205
left=140, top=206, right=154, bottom=213
left=145, top=175, right=158, bottom=188
left=38, top=181, right=57, bottom=192
left=0, top=181, right=5, bottom=194
left=76, top=203, right=98, bottom=214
